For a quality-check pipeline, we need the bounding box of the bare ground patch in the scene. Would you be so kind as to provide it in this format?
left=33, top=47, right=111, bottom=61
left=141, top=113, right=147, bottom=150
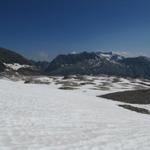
left=99, top=89, right=150, bottom=104
left=118, top=104, right=150, bottom=115
left=59, top=86, right=78, bottom=90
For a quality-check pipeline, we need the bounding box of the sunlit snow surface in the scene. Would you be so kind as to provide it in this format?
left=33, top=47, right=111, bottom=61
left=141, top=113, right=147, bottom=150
left=0, top=76, right=150, bottom=150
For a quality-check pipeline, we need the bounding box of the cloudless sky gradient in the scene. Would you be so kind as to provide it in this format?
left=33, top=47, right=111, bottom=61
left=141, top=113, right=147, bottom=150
left=0, top=0, right=150, bottom=60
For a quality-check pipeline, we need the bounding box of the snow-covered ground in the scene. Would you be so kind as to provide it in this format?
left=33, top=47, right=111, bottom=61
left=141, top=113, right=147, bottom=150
left=0, top=76, right=150, bottom=150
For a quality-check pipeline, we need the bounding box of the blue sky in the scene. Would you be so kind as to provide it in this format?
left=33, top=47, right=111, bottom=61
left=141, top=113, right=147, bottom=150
left=0, top=0, right=150, bottom=60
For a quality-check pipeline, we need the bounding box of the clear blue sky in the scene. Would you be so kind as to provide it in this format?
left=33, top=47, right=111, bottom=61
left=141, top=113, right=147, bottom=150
left=0, top=0, right=150, bottom=60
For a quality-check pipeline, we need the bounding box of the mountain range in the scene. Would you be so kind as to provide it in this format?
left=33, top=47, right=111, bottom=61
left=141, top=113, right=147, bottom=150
left=0, top=47, right=150, bottom=79
left=45, top=51, right=150, bottom=78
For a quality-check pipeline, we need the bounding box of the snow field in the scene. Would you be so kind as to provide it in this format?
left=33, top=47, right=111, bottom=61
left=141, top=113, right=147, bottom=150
left=0, top=77, right=150, bottom=150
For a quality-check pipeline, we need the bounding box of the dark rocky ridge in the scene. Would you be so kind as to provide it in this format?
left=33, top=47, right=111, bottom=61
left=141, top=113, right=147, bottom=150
left=0, top=47, right=31, bottom=65
left=0, top=47, right=42, bottom=75
left=45, top=51, right=150, bottom=79
left=119, top=56, right=150, bottom=78
left=45, top=52, right=127, bottom=76
left=0, top=61, right=5, bottom=72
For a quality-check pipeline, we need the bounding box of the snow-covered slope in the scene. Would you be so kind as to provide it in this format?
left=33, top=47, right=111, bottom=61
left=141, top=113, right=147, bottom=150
left=4, top=63, right=31, bottom=71
left=0, top=76, right=150, bottom=150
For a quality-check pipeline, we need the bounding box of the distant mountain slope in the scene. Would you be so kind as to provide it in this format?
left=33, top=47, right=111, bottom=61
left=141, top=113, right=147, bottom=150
left=0, top=62, right=5, bottom=72
left=120, top=56, right=150, bottom=78
left=96, top=51, right=124, bottom=61
left=45, top=51, right=127, bottom=76
left=0, top=47, right=31, bottom=65
left=45, top=51, right=150, bottom=78
left=0, top=47, right=44, bottom=76
left=46, top=52, right=98, bottom=72
left=1, top=47, right=150, bottom=79
left=31, top=60, right=49, bottom=72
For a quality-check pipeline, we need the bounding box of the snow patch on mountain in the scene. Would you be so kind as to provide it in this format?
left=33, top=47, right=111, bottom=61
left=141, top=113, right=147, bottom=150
left=4, top=63, right=31, bottom=70
left=96, top=52, right=124, bottom=61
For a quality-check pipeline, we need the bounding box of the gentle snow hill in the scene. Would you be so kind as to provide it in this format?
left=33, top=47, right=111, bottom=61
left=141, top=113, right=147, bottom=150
left=0, top=76, right=150, bottom=150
